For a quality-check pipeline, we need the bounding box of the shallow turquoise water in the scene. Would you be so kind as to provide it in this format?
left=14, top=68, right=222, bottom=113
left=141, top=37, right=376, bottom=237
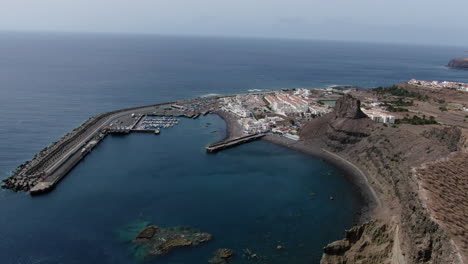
left=0, top=115, right=361, bottom=263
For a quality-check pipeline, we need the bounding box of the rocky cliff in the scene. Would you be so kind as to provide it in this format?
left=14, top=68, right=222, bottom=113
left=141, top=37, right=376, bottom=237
left=300, top=94, right=374, bottom=151
left=300, top=95, right=465, bottom=263
left=448, top=58, right=468, bottom=68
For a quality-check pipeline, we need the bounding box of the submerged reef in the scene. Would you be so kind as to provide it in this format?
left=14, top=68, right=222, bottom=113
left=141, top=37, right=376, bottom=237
left=132, top=225, right=212, bottom=258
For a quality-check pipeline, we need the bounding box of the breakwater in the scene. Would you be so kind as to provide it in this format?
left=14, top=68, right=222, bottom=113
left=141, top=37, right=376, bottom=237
left=2, top=96, right=220, bottom=194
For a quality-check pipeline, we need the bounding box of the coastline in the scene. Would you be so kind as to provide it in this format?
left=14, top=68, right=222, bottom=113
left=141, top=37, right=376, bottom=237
left=214, top=111, right=379, bottom=224
left=262, top=134, right=379, bottom=224
left=4, top=89, right=464, bottom=262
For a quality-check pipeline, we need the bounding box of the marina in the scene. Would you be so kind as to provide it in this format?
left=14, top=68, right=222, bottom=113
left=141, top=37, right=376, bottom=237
left=133, top=116, right=180, bottom=132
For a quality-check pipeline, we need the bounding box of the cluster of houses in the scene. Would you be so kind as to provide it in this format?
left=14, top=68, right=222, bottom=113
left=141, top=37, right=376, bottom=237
left=239, top=116, right=284, bottom=134
left=221, top=89, right=401, bottom=141
left=264, top=91, right=330, bottom=116
left=221, top=90, right=334, bottom=139
left=408, top=79, right=468, bottom=92
left=220, top=95, right=253, bottom=118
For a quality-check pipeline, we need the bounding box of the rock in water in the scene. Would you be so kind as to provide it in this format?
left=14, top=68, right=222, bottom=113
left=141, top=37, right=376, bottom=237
left=208, top=248, right=234, bottom=264
left=132, top=225, right=212, bottom=258
left=157, top=237, right=193, bottom=252
left=448, top=58, right=468, bottom=68
left=134, top=225, right=159, bottom=240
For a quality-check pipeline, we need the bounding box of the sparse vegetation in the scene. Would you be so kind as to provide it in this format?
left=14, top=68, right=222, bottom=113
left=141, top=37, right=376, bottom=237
left=387, top=106, right=409, bottom=112
left=388, top=99, right=414, bottom=106
left=375, top=85, right=428, bottom=100
left=396, top=115, right=437, bottom=125
left=439, top=106, right=448, bottom=112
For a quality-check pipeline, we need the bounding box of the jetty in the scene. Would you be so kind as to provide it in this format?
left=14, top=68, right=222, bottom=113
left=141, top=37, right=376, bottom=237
left=206, top=133, right=266, bottom=153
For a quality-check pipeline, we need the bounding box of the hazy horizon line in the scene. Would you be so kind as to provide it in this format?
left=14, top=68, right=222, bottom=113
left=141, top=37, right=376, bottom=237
left=1, top=29, right=467, bottom=50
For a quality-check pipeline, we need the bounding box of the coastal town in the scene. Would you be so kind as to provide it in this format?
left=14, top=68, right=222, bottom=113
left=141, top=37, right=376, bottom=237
left=408, top=79, right=468, bottom=92
left=1, top=78, right=468, bottom=263
left=220, top=87, right=398, bottom=140
left=4, top=78, right=468, bottom=194
left=220, top=89, right=333, bottom=140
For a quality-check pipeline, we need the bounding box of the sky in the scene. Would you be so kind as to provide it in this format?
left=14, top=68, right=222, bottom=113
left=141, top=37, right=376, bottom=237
left=1, top=0, right=467, bottom=46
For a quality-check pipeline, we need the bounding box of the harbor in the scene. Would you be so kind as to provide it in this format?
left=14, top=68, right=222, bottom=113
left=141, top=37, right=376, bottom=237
left=3, top=96, right=221, bottom=195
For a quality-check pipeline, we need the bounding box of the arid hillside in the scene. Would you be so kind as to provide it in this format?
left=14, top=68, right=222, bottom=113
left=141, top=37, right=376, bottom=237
left=300, top=91, right=467, bottom=263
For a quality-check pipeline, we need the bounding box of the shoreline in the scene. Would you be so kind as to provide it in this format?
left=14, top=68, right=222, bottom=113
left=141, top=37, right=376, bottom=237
left=214, top=111, right=380, bottom=224
left=262, top=134, right=379, bottom=224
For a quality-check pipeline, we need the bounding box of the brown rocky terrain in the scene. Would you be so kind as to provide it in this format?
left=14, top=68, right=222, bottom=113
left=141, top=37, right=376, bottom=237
left=299, top=93, right=467, bottom=263
left=448, top=58, right=468, bottom=68
left=397, top=83, right=468, bottom=106
left=322, top=220, right=397, bottom=264
left=416, top=152, right=468, bottom=261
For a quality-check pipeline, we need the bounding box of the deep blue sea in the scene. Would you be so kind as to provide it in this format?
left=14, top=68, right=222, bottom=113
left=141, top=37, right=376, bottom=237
left=0, top=32, right=467, bottom=264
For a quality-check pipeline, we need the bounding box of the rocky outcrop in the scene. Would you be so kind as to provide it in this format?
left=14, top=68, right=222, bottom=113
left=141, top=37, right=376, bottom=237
left=132, top=225, right=212, bottom=258
left=321, top=220, right=394, bottom=264
left=300, top=94, right=374, bottom=151
left=333, top=94, right=368, bottom=119
left=209, top=248, right=234, bottom=264
left=448, top=58, right=468, bottom=68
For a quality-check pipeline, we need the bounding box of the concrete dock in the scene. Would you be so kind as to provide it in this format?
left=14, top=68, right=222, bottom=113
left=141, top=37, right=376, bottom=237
left=206, top=133, right=266, bottom=153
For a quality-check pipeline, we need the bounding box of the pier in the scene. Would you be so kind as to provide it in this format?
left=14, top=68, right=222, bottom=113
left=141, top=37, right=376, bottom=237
left=206, top=133, right=266, bottom=153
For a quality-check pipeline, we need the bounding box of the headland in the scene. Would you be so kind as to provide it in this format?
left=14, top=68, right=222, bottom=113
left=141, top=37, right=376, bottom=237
left=3, top=82, right=468, bottom=263
left=448, top=58, right=468, bottom=68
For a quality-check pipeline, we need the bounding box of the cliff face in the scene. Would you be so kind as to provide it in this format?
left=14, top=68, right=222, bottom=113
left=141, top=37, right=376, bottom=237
left=300, top=95, right=465, bottom=264
left=448, top=58, right=468, bottom=68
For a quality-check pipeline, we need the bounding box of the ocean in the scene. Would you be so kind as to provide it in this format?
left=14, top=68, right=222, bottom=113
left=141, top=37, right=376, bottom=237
left=0, top=32, right=466, bottom=263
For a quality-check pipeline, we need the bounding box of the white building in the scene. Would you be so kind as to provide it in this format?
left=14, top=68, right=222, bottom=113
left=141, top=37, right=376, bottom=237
left=362, top=108, right=395, bottom=124
left=284, top=133, right=300, bottom=141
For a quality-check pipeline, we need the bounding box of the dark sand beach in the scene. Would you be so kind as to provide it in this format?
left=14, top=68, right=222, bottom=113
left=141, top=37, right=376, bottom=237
left=214, top=111, right=380, bottom=223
